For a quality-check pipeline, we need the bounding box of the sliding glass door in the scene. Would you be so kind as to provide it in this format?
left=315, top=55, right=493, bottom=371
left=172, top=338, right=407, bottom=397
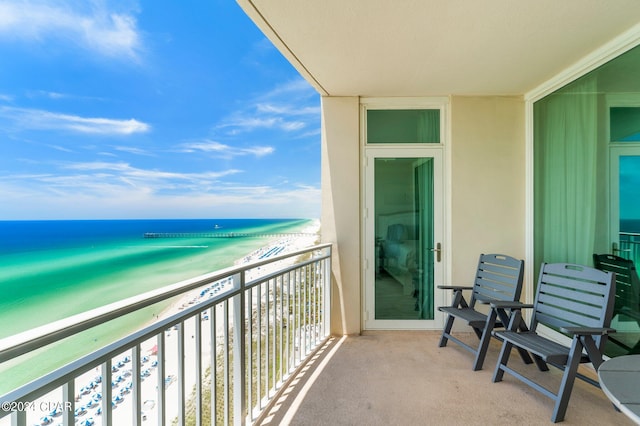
left=532, top=46, right=640, bottom=355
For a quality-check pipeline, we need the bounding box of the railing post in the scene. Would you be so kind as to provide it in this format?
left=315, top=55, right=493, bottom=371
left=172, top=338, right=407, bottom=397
left=177, top=322, right=185, bottom=426
left=102, top=360, right=112, bottom=426
left=324, top=247, right=332, bottom=338
left=132, top=344, right=142, bottom=426
left=61, top=380, right=74, bottom=426
left=232, top=272, right=246, bottom=426
left=11, top=409, right=25, bottom=426
left=157, top=332, right=166, bottom=426
left=195, top=314, right=202, bottom=426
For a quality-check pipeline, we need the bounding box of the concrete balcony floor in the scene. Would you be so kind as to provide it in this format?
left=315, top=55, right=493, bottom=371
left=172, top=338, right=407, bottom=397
left=260, top=331, right=634, bottom=425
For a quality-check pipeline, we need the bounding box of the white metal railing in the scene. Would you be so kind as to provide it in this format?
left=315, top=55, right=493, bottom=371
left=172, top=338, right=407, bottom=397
left=0, top=243, right=332, bottom=426
left=619, top=231, right=640, bottom=268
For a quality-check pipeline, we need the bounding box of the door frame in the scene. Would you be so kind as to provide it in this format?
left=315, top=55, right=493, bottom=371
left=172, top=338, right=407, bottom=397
left=360, top=97, right=450, bottom=330
left=609, top=144, right=640, bottom=254
left=606, top=94, right=640, bottom=255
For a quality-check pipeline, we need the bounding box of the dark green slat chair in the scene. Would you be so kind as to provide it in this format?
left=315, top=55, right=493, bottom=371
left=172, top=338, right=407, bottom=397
left=492, top=263, right=616, bottom=423
left=438, top=253, right=528, bottom=371
left=593, top=253, right=640, bottom=353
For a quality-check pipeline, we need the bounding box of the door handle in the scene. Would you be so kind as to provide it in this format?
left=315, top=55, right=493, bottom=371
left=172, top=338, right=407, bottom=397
left=430, top=242, right=442, bottom=262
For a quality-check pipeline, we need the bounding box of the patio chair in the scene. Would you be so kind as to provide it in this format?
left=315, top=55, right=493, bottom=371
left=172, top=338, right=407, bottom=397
left=438, top=253, right=529, bottom=371
left=491, top=263, right=616, bottom=423
left=593, top=253, right=640, bottom=353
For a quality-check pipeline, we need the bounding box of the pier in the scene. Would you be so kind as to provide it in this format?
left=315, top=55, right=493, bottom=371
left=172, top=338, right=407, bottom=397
left=143, top=232, right=316, bottom=239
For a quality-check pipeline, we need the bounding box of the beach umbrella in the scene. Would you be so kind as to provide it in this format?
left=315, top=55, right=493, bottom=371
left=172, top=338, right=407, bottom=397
left=49, top=408, right=61, bottom=417
left=92, top=392, right=102, bottom=401
left=149, top=344, right=158, bottom=355
left=39, top=416, right=53, bottom=425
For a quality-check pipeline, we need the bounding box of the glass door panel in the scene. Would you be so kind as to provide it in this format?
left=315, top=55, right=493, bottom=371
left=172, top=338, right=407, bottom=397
left=608, top=147, right=640, bottom=355
left=364, top=149, right=443, bottom=329
left=610, top=150, right=640, bottom=266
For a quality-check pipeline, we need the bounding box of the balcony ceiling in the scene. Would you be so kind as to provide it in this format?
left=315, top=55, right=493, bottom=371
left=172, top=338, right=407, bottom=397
left=238, top=0, right=640, bottom=97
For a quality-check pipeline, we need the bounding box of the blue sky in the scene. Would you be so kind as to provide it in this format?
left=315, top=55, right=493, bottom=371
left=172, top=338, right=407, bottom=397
left=0, top=0, right=321, bottom=220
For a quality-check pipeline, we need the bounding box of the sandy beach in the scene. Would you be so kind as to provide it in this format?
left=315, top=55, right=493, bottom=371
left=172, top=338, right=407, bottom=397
left=10, top=221, right=320, bottom=426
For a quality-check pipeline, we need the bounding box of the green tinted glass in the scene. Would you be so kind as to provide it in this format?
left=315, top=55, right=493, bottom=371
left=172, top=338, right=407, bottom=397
left=610, top=107, right=640, bottom=141
left=367, top=109, right=440, bottom=143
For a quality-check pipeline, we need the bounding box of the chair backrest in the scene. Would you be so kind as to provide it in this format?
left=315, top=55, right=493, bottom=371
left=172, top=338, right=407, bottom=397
left=593, top=253, right=640, bottom=315
left=469, top=254, right=524, bottom=309
left=531, top=263, right=616, bottom=349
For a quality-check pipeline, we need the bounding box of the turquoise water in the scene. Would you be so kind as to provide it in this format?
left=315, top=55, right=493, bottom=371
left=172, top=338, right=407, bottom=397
left=0, top=218, right=313, bottom=393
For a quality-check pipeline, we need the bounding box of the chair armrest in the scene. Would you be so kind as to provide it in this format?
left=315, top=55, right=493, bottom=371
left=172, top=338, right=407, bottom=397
left=489, top=301, right=533, bottom=310
left=437, top=286, right=473, bottom=291
left=560, top=326, right=616, bottom=336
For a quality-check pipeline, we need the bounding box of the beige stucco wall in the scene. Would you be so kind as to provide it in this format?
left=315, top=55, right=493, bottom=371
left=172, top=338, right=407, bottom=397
left=320, top=96, right=361, bottom=335
left=449, top=96, right=526, bottom=290
left=321, top=95, right=526, bottom=335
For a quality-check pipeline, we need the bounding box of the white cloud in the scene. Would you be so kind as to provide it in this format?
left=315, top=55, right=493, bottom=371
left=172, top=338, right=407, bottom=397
left=260, top=78, right=316, bottom=99
left=0, top=106, right=150, bottom=135
left=26, top=90, right=108, bottom=102
left=280, top=121, right=306, bottom=131
left=255, top=103, right=320, bottom=116
left=0, top=182, right=321, bottom=219
left=0, top=164, right=320, bottom=219
left=0, top=1, right=142, bottom=60
left=217, top=116, right=305, bottom=134
left=113, top=146, right=154, bottom=156
left=179, top=140, right=274, bottom=158
left=62, top=161, right=240, bottom=183
left=216, top=78, right=319, bottom=136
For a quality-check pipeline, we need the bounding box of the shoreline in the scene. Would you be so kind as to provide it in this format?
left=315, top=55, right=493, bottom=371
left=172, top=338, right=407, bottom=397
left=155, top=219, right=320, bottom=323
left=15, top=220, right=321, bottom=426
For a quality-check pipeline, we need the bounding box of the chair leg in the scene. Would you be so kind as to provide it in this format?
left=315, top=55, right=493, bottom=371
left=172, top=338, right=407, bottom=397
left=439, top=314, right=455, bottom=347
left=551, top=338, right=583, bottom=423
left=472, top=308, right=497, bottom=371
left=492, top=339, right=513, bottom=382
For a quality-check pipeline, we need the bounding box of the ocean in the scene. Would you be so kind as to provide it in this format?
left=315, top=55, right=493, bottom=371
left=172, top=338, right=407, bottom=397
left=0, top=218, right=314, bottom=393
left=621, top=219, right=640, bottom=233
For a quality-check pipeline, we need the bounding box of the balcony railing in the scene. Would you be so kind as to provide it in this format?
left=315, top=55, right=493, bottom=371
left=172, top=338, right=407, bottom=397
left=619, top=231, right=640, bottom=267
left=0, top=243, right=332, bottom=426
